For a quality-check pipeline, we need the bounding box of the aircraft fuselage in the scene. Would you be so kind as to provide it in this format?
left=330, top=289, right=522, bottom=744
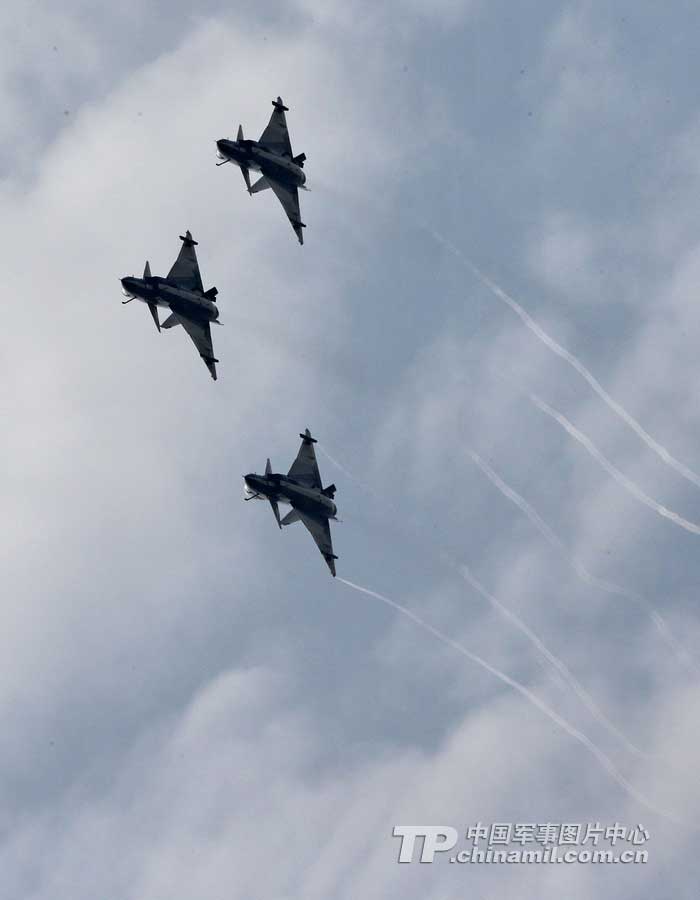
left=216, top=139, right=306, bottom=188
left=244, top=473, right=337, bottom=519
left=120, top=276, right=219, bottom=322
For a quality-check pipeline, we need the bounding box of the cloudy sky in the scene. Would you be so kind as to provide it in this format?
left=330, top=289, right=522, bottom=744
left=3, top=0, right=700, bottom=896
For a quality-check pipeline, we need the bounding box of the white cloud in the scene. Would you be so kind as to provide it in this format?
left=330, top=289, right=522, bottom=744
left=3, top=3, right=700, bottom=898
left=294, top=0, right=478, bottom=32
left=0, top=4, right=416, bottom=809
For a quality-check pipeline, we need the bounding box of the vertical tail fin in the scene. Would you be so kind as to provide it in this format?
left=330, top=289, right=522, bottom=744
left=237, top=124, right=244, bottom=141
left=265, top=458, right=272, bottom=475
left=144, top=260, right=151, bottom=279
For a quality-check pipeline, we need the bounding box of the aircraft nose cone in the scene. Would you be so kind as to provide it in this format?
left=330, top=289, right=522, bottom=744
left=244, top=474, right=264, bottom=498
left=216, top=139, right=231, bottom=161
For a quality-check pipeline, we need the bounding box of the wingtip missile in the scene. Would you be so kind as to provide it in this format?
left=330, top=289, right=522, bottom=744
left=324, top=553, right=338, bottom=577
left=293, top=220, right=306, bottom=245
left=201, top=354, right=218, bottom=381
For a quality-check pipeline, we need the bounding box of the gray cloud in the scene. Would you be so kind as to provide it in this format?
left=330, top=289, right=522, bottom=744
left=3, top=1, right=700, bottom=898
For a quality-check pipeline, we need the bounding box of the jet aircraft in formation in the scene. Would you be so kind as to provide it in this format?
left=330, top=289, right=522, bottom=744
left=216, top=97, right=308, bottom=244
left=244, top=429, right=339, bottom=576
left=121, top=231, right=221, bottom=380
left=120, top=101, right=338, bottom=573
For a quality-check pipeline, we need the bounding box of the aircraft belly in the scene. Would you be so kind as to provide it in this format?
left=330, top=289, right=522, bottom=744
left=222, top=145, right=261, bottom=171
left=161, top=290, right=214, bottom=319
left=259, top=159, right=300, bottom=186
left=141, top=294, right=170, bottom=309
left=238, top=154, right=262, bottom=173
left=280, top=486, right=324, bottom=516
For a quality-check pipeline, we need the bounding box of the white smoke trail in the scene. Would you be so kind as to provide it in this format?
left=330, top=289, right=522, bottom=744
left=470, top=448, right=627, bottom=593
left=338, top=576, right=689, bottom=825
left=318, top=444, right=375, bottom=498
left=319, top=443, right=688, bottom=746
left=427, top=227, right=700, bottom=491
left=468, top=450, right=700, bottom=676
left=454, top=562, right=649, bottom=757
left=526, top=390, right=700, bottom=537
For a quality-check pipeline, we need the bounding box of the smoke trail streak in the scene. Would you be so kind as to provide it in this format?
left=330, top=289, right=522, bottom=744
left=319, top=443, right=678, bottom=749
left=455, top=563, right=649, bottom=757
left=318, top=444, right=375, bottom=497
left=468, top=450, right=700, bottom=676
left=526, top=390, right=700, bottom=536
left=338, top=576, right=689, bottom=825
left=470, top=449, right=625, bottom=592
left=427, top=227, right=700, bottom=491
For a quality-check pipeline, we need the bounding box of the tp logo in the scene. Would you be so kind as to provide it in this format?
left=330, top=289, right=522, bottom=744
left=393, top=826, right=459, bottom=863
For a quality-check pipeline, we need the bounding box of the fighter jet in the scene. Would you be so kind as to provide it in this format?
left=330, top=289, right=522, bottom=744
left=216, top=97, right=308, bottom=244
left=120, top=231, right=221, bottom=380
left=244, top=429, right=339, bottom=576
